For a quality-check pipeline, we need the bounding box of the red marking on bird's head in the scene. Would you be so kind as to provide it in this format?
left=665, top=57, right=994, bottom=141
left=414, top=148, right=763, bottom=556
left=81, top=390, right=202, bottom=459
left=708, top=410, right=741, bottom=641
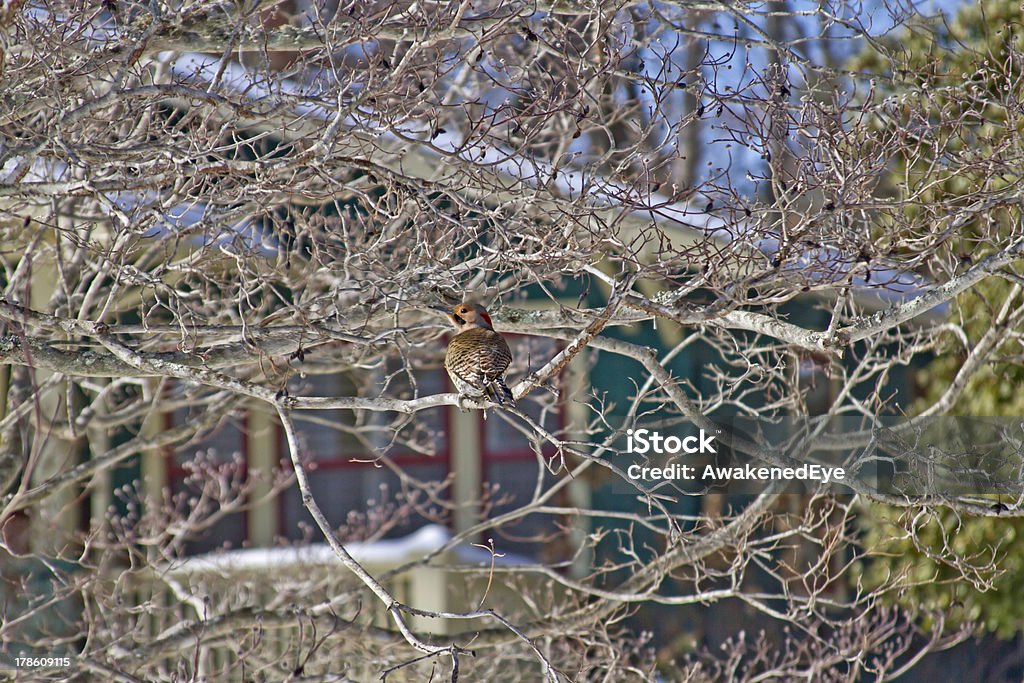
left=445, top=302, right=496, bottom=330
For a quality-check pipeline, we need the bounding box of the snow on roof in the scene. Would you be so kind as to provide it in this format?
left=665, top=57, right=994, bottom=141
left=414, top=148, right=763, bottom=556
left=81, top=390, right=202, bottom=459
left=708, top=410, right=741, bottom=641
left=4, top=18, right=942, bottom=312
left=169, top=52, right=939, bottom=309
left=0, top=155, right=262, bottom=250
left=170, top=524, right=532, bottom=575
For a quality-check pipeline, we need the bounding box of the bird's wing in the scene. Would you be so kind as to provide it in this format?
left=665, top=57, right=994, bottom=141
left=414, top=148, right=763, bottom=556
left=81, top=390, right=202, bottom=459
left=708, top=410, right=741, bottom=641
left=478, top=333, right=512, bottom=380
left=448, top=361, right=483, bottom=390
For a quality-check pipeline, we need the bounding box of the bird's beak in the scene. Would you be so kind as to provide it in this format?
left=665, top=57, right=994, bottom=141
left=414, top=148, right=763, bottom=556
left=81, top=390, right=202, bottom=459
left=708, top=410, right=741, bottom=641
left=430, top=304, right=451, bottom=314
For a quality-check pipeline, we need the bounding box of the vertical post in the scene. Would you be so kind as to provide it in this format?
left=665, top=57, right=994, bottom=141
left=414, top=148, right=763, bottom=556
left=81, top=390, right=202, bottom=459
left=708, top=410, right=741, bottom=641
left=247, top=403, right=278, bottom=546
left=140, top=378, right=167, bottom=519
left=28, top=258, right=79, bottom=556
left=449, top=408, right=481, bottom=538
left=87, top=380, right=112, bottom=535
left=566, top=350, right=593, bottom=579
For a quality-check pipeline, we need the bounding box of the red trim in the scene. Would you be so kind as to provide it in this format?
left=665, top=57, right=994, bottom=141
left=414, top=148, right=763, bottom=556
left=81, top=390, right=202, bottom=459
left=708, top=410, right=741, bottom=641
left=240, top=410, right=250, bottom=541
left=162, top=410, right=175, bottom=480
left=275, top=419, right=286, bottom=539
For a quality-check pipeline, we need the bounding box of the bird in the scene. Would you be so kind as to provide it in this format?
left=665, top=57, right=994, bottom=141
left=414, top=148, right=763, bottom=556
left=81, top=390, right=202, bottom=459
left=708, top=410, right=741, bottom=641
left=435, top=302, right=516, bottom=408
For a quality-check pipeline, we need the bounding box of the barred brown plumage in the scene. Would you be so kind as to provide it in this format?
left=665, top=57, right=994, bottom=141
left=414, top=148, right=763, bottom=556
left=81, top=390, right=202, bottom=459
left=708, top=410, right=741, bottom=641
left=436, top=302, right=515, bottom=407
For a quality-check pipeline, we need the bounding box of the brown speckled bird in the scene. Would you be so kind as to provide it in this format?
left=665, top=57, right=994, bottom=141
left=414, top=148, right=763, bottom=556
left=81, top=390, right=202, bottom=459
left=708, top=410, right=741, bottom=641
left=436, top=302, right=515, bottom=407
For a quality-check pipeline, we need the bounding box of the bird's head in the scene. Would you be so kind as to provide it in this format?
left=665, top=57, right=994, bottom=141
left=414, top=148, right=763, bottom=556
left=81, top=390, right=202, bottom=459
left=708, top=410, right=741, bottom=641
left=435, top=302, right=494, bottom=332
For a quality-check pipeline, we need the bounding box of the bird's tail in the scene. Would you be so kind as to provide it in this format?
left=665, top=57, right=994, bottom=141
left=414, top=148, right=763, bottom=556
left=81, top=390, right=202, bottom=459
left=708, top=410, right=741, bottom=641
left=487, top=378, right=516, bottom=406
